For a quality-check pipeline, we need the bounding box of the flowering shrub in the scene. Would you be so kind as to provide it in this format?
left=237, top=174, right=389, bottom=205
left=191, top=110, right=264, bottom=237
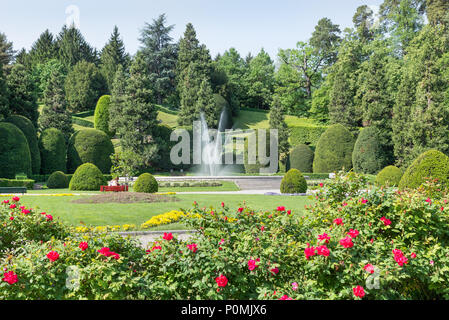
left=1, top=172, right=449, bottom=300
left=141, top=210, right=185, bottom=229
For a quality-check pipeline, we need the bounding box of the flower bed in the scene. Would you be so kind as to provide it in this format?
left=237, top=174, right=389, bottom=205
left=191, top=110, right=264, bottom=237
left=1, top=173, right=449, bottom=300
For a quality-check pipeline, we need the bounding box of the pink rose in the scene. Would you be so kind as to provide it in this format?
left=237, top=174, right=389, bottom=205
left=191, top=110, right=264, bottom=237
left=364, top=264, right=375, bottom=274
left=339, top=236, right=354, bottom=248
left=348, top=229, right=359, bottom=238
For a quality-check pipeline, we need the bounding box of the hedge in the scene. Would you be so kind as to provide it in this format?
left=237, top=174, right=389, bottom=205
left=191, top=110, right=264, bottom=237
left=5, top=115, right=41, bottom=174
left=376, top=166, right=403, bottom=187
left=280, top=169, right=308, bottom=194
left=46, top=171, right=69, bottom=189
left=399, top=149, right=449, bottom=189
left=69, top=163, right=107, bottom=191
left=72, top=116, right=94, bottom=128
left=0, top=122, right=32, bottom=179
left=67, top=129, right=114, bottom=174
left=0, top=179, right=35, bottom=189
left=134, top=173, right=158, bottom=193
left=288, top=144, right=314, bottom=173
left=313, top=124, right=355, bottom=174
left=352, top=127, right=388, bottom=174
left=38, top=128, right=67, bottom=175
left=289, top=126, right=328, bottom=148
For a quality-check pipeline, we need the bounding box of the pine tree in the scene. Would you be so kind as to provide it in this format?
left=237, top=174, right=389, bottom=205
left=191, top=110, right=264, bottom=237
left=178, top=63, right=202, bottom=126
left=29, top=30, right=57, bottom=66
left=426, top=0, right=449, bottom=26
left=139, top=14, right=178, bottom=105
left=6, top=64, right=39, bottom=126
left=39, top=69, right=73, bottom=141
left=0, top=32, right=15, bottom=67
left=114, top=53, right=160, bottom=170
left=100, top=26, right=130, bottom=92
left=56, top=25, right=96, bottom=69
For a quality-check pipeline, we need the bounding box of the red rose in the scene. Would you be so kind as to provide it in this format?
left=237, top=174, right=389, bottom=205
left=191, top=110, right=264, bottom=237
left=318, top=233, right=330, bottom=243
left=187, top=243, right=198, bottom=253
left=380, top=217, right=391, bottom=226
left=279, top=295, right=293, bottom=300
left=79, top=242, right=88, bottom=251
left=334, top=218, right=343, bottom=225
left=353, top=285, right=365, bottom=298
left=411, top=252, right=417, bottom=259
left=277, top=206, right=286, bottom=212
left=45, top=215, right=53, bottom=221
left=248, top=259, right=258, bottom=271
left=348, top=229, right=359, bottom=238
left=316, top=245, right=330, bottom=257
left=2, top=271, right=18, bottom=285
left=47, top=251, right=60, bottom=262
left=163, top=233, right=173, bottom=241
left=270, top=267, right=279, bottom=275
left=339, top=236, right=354, bottom=248
left=215, top=275, right=228, bottom=288
left=9, top=204, right=16, bottom=209
left=364, top=264, right=375, bottom=274
left=12, top=197, right=20, bottom=202
left=304, top=246, right=316, bottom=260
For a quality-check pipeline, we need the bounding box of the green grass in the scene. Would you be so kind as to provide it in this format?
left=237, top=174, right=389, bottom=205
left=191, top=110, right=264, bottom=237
left=0, top=194, right=312, bottom=230
left=158, top=110, right=179, bottom=128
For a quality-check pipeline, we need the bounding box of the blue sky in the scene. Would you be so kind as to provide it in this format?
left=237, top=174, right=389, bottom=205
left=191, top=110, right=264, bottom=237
left=1, top=0, right=384, bottom=60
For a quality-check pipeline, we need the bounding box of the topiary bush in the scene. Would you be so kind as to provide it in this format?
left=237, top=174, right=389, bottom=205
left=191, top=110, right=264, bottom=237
left=280, top=169, right=307, bottom=194
left=288, top=144, right=314, bottom=173
left=67, top=129, right=114, bottom=174
left=313, top=124, right=355, bottom=174
left=133, top=173, right=158, bottom=194
left=94, top=95, right=114, bottom=137
left=39, top=128, right=66, bottom=174
left=376, top=165, right=403, bottom=187
left=5, top=115, right=41, bottom=174
left=0, top=122, right=32, bottom=179
left=46, top=171, right=69, bottom=189
left=352, top=127, right=388, bottom=174
left=399, top=149, right=449, bottom=190
left=69, top=163, right=106, bottom=191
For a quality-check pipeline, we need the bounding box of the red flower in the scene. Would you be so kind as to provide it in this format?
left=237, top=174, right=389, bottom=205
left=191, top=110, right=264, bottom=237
left=425, top=198, right=432, bottom=204
left=318, top=233, right=330, bottom=243
left=287, top=210, right=292, bottom=215
left=319, top=183, right=324, bottom=188
left=9, top=204, right=16, bottom=209
left=12, top=197, right=20, bottom=202
left=2, top=200, right=9, bottom=204
left=45, top=215, right=53, bottom=221
left=348, top=229, right=359, bottom=238
left=238, top=208, right=244, bottom=213
left=411, top=252, right=417, bottom=259
left=364, top=264, right=375, bottom=274
left=316, top=245, right=330, bottom=257
left=270, top=267, right=279, bottom=275
left=9, top=216, right=13, bottom=221
left=248, top=259, right=258, bottom=271
left=334, top=218, right=343, bottom=225
left=304, top=246, right=316, bottom=260
left=79, top=242, right=88, bottom=251
left=98, top=247, right=120, bottom=260
left=279, top=295, right=293, bottom=300
left=392, top=249, right=408, bottom=267
left=187, top=243, right=198, bottom=253
left=221, top=202, right=225, bottom=207
left=260, top=226, right=265, bottom=232
left=163, top=233, right=173, bottom=241
left=361, top=198, right=368, bottom=204
left=277, top=206, right=286, bottom=212
left=47, top=251, right=60, bottom=262
left=22, top=209, right=31, bottom=215
left=2, top=271, right=18, bottom=285
left=339, top=236, right=354, bottom=248
left=353, top=286, right=365, bottom=298
left=215, top=275, right=228, bottom=288
left=380, top=217, right=391, bottom=226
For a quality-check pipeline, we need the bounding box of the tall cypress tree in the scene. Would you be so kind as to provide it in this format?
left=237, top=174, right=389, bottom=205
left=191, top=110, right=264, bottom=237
left=100, top=26, right=129, bottom=92
left=39, top=69, right=73, bottom=141
left=6, top=64, right=39, bottom=126
left=139, top=14, right=178, bottom=105
left=195, top=78, right=217, bottom=128
left=269, top=95, right=290, bottom=169
left=109, top=64, right=128, bottom=135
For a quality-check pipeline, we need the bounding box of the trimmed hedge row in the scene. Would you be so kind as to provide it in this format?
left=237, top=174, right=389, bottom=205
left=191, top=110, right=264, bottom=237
left=72, top=116, right=94, bottom=128
left=0, top=179, right=35, bottom=189
left=289, top=126, right=328, bottom=148
left=31, top=174, right=113, bottom=184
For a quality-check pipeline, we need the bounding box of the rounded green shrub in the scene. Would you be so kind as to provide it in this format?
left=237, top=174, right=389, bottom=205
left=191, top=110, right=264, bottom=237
left=46, top=171, right=69, bottom=189
left=399, top=149, right=449, bottom=189
left=352, top=127, right=388, bottom=174
left=280, top=169, right=307, bottom=194
left=39, top=128, right=66, bottom=174
left=94, top=95, right=114, bottom=137
left=69, top=163, right=106, bottom=191
left=289, top=144, right=314, bottom=173
left=67, top=129, right=114, bottom=174
left=5, top=115, right=41, bottom=174
left=0, top=122, right=32, bottom=179
left=313, top=124, right=355, bottom=173
left=376, top=166, right=403, bottom=187
left=133, top=173, right=158, bottom=193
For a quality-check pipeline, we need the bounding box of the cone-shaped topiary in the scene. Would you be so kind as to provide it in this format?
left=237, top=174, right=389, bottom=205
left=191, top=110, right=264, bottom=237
left=46, top=171, right=69, bottom=189
left=94, top=95, right=114, bottom=137
left=289, top=144, right=314, bottom=173
left=399, top=149, right=449, bottom=189
left=280, top=169, right=307, bottom=194
left=133, top=173, right=158, bottom=193
left=69, top=163, right=106, bottom=191
left=375, top=165, right=403, bottom=187
left=67, top=129, right=114, bottom=174
left=0, top=122, right=32, bottom=179
left=313, top=124, right=354, bottom=173
left=352, top=127, right=388, bottom=174
left=39, top=128, right=66, bottom=174
left=5, top=115, right=41, bottom=174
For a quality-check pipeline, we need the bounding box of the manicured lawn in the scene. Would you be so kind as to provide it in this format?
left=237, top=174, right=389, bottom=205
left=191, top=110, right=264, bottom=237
left=0, top=194, right=312, bottom=229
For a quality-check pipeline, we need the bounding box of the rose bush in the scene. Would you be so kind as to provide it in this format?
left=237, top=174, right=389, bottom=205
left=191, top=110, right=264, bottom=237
left=1, top=172, right=449, bottom=300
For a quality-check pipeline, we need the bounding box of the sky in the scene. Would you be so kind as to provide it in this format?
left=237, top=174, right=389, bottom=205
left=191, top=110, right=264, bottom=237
left=0, top=0, right=384, bottom=60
